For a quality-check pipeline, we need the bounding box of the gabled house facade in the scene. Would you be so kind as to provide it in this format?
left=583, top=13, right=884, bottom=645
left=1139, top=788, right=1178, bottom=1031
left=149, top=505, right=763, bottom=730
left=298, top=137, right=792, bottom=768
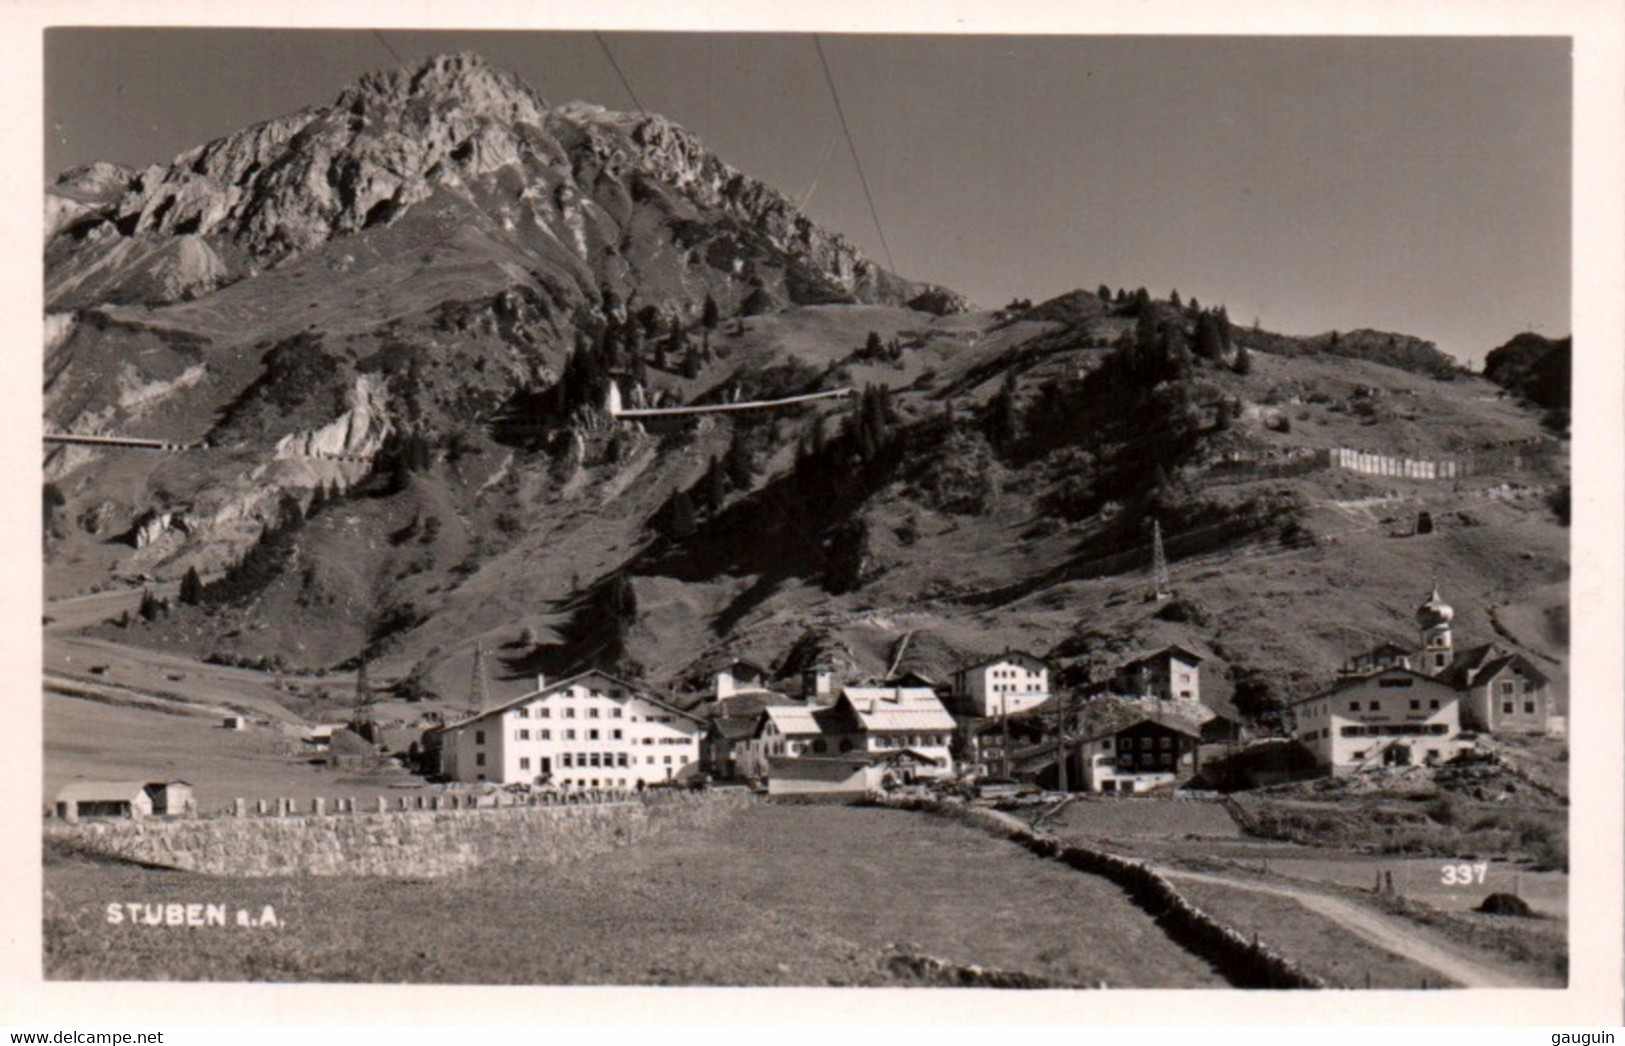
left=1071, top=718, right=1202, bottom=794
left=950, top=651, right=1051, bottom=718
left=431, top=670, right=702, bottom=788
left=1453, top=654, right=1554, bottom=735
left=1112, top=646, right=1204, bottom=703
left=1289, top=668, right=1466, bottom=775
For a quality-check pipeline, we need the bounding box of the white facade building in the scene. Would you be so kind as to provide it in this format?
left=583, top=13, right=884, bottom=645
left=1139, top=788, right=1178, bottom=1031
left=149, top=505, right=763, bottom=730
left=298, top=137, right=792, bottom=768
left=435, top=670, right=702, bottom=788
left=950, top=652, right=1051, bottom=717
left=1289, top=668, right=1466, bottom=775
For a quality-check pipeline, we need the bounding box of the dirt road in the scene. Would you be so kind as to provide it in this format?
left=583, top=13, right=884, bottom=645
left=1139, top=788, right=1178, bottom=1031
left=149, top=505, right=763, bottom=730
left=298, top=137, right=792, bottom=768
left=1157, top=867, right=1530, bottom=987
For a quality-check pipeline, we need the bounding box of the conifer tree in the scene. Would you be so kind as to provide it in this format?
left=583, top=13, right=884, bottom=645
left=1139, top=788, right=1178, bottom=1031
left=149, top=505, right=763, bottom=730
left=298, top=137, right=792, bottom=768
left=702, top=294, right=720, bottom=330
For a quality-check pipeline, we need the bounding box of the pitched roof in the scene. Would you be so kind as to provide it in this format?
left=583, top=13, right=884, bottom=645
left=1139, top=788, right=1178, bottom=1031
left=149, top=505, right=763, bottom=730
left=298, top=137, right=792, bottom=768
left=953, top=650, right=1050, bottom=674
left=1120, top=645, right=1206, bottom=670
left=1078, top=716, right=1203, bottom=745
left=54, top=781, right=153, bottom=803
left=760, top=705, right=826, bottom=737
left=443, top=669, right=701, bottom=731
left=840, top=685, right=943, bottom=707
left=850, top=704, right=958, bottom=733
left=1434, top=642, right=1501, bottom=689
left=711, top=715, right=764, bottom=741
left=1473, top=653, right=1550, bottom=689
left=1289, top=666, right=1461, bottom=708
left=689, top=691, right=796, bottom=720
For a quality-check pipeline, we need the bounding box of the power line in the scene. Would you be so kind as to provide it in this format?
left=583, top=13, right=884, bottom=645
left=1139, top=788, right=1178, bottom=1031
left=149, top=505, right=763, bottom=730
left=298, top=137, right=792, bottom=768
left=811, top=35, right=897, bottom=273
left=594, top=32, right=647, bottom=116
left=370, top=30, right=405, bottom=67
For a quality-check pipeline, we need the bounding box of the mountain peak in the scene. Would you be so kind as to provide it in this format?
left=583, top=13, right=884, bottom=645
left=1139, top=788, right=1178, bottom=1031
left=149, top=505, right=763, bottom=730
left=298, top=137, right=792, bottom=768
left=337, top=51, right=550, bottom=125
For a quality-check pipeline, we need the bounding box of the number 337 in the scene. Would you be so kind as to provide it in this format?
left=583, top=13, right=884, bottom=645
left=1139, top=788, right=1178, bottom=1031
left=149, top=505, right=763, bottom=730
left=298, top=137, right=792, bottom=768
left=1441, top=862, right=1488, bottom=885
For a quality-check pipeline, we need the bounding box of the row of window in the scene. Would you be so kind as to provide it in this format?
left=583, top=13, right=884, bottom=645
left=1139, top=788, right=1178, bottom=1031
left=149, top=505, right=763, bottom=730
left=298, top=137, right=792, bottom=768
left=1101, top=736, right=1181, bottom=751
left=1350, top=698, right=1442, bottom=713
left=1341, top=723, right=1450, bottom=737
left=474, top=753, right=689, bottom=769
left=476, top=729, right=692, bottom=745
left=1501, top=701, right=1538, bottom=715
left=1115, top=752, right=1177, bottom=770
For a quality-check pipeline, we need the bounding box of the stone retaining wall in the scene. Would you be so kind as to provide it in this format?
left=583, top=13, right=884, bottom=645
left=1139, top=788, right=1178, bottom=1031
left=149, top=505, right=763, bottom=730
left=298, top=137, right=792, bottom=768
left=887, top=797, right=1326, bottom=990
left=44, top=791, right=750, bottom=878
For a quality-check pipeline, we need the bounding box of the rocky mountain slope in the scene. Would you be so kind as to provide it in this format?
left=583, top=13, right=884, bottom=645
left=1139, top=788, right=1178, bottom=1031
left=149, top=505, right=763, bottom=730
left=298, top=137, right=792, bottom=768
left=43, top=53, right=1568, bottom=728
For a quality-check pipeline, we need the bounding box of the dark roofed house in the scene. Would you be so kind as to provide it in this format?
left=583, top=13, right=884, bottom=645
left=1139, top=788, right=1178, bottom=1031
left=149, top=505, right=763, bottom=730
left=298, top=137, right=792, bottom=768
left=1070, top=717, right=1202, bottom=794
left=1112, top=645, right=1205, bottom=704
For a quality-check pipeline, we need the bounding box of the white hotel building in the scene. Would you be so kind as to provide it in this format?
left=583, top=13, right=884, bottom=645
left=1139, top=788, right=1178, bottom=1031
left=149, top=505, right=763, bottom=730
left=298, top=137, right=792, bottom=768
left=433, top=670, right=703, bottom=788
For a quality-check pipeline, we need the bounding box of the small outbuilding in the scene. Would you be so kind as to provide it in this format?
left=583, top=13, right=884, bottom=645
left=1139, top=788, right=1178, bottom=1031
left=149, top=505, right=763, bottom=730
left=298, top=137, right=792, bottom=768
left=53, top=780, right=193, bottom=820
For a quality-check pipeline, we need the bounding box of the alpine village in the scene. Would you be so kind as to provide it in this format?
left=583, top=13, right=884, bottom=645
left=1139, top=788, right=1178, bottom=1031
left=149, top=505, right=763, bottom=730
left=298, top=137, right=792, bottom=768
left=42, top=53, right=1571, bottom=989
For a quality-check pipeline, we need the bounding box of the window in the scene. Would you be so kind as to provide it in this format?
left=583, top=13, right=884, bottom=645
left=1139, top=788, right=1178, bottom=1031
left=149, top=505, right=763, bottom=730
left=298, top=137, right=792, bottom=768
left=617, top=753, right=628, bottom=767
left=1102, top=738, right=1112, bottom=750
left=1161, top=753, right=1174, bottom=768
left=1429, top=700, right=1440, bottom=710
left=588, top=708, right=600, bottom=718
left=611, top=708, right=623, bottom=718
left=588, top=729, right=600, bottom=741
left=515, top=708, right=529, bottom=718
left=663, top=756, right=672, bottom=765
left=1160, top=737, right=1172, bottom=750
left=1524, top=702, right=1535, bottom=715
left=537, top=708, right=550, bottom=719
left=1502, top=702, right=1513, bottom=714
left=475, top=730, right=486, bottom=745
left=1500, top=681, right=1515, bottom=695
left=612, top=729, right=623, bottom=740
left=646, top=756, right=654, bottom=764
left=1349, top=702, right=1361, bottom=712
left=1341, top=726, right=1364, bottom=737
left=475, top=753, right=486, bottom=766
left=1140, top=737, right=1153, bottom=750
left=1351, top=750, right=1366, bottom=760
left=517, top=729, right=530, bottom=740
left=564, top=708, right=576, bottom=718
left=564, top=729, right=576, bottom=741
left=1409, top=700, right=1420, bottom=711
left=1370, top=702, right=1381, bottom=712
left=589, top=753, right=602, bottom=767
left=562, top=753, right=573, bottom=767
left=813, top=739, right=828, bottom=754
left=540, top=729, right=551, bottom=740
left=520, top=757, right=531, bottom=770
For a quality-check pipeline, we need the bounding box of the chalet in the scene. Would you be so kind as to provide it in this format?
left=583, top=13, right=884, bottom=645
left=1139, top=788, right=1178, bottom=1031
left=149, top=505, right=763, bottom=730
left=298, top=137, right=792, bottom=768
left=821, top=686, right=958, bottom=774
left=1070, top=717, right=1202, bottom=794
left=713, top=658, right=771, bottom=700
left=1112, top=646, right=1204, bottom=703
left=1339, top=641, right=1414, bottom=677
left=430, top=670, right=703, bottom=788
left=693, top=690, right=796, bottom=780
left=1288, top=668, right=1466, bottom=775
left=950, top=651, right=1051, bottom=718
left=1443, top=652, right=1554, bottom=735
left=53, top=780, right=192, bottom=820
left=758, top=685, right=958, bottom=793
left=800, top=663, right=837, bottom=704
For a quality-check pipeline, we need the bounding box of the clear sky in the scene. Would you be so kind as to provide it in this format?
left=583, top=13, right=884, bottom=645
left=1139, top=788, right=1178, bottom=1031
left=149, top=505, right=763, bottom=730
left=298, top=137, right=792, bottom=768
left=44, top=28, right=1570, bottom=366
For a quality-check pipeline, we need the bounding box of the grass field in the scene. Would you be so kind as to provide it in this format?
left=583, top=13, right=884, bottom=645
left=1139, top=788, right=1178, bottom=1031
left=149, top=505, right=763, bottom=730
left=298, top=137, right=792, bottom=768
left=45, top=803, right=1227, bottom=987
left=44, top=693, right=426, bottom=811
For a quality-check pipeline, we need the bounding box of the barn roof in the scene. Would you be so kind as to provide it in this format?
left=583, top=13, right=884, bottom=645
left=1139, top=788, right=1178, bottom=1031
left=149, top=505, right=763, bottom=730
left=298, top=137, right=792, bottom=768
left=54, top=781, right=153, bottom=803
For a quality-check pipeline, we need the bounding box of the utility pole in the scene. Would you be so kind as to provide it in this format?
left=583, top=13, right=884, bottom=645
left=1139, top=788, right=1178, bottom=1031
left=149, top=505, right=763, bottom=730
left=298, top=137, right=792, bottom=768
left=1150, top=519, right=1172, bottom=602
left=469, top=642, right=490, bottom=720
left=1056, top=689, right=1070, bottom=793
left=352, top=654, right=374, bottom=729
left=1001, top=689, right=1011, bottom=780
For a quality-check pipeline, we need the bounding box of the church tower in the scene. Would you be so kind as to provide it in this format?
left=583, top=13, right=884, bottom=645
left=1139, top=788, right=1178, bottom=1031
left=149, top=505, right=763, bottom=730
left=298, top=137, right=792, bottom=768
left=1415, top=585, right=1455, bottom=676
